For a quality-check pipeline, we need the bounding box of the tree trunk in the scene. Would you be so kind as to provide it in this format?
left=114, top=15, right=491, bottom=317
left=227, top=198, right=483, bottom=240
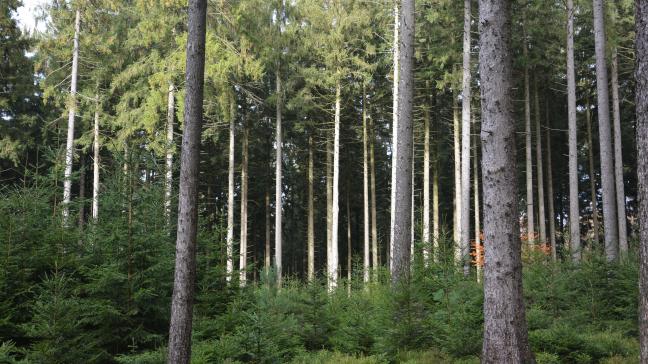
left=239, top=118, right=249, bottom=286
left=92, top=94, right=100, bottom=221
left=546, top=123, right=557, bottom=261
left=329, top=81, right=341, bottom=290
left=592, top=0, right=619, bottom=261
left=390, top=0, right=400, bottom=273
left=433, top=136, right=440, bottom=262
left=634, top=2, right=648, bottom=360
left=567, top=0, right=581, bottom=261
left=78, top=155, right=85, bottom=227
left=167, top=0, right=206, bottom=360
left=308, top=135, right=315, bottom=282
left=369, top=115, right=379, bottom=278
left=453, top=88, right=462, bottom=259
left=390, top=0, right=414, bottom=285
left=165, top=83, right=175, bottom=224
left=411, top=143, right=415, bottom=262
left=275, top=70, right=283, bottom=286
left=460, top=0, right=472, bottom=276
left=347, top=190, right=352, bottom=293
left=327, top=135, right=333, bottom=276
left=586, top=95, right=601, bottom=247
left=524, top=40, right=535, bottom=245
left=62, top=9, right=80, bottom=225
left=473, top=125, right=482, bottom=281
left=362, top=91, right=370, bottom=283
left=611, top=49, right=628, bottom=257
left=535, top=81, right=546, bottom=244
left=265, top=190, right=271, bottom=272
left=423, top=82, right=431, bottom=266
left=226, top=94, right=235, bottom=283
left=478, top=0, right=533, bottom=361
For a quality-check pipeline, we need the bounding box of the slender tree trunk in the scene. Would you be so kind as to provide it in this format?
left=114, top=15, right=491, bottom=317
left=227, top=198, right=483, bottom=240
left=478, top=0, right=533, bottom=361
left=226, top=94, right=235, bottom=283
left=586, top=95, right=601, bottom=247
left=634, top=2, right=648, bottom=360
left=411, top=143, right=415, bottom=262
left=473, top=126, right=482, bottom=281
left=347, top=190, right=352, bottom=293
left=327, top=135, right=333, bottom=275
left=433, top=139, right=440, bottom=262
left=265, top=191, right=271, bottom=272
left=390, top=0, right=414, bottom=285
left=592, top=0, right=619, bottom=261
left=423, top=82, right=431, bottom=266
left=453, top=88, right=462, bottom=258
left=524, top=41, right=535, bottom=245
left=167, top=0, right=206, bottom=360
left=390, top=0, right=400, bottom=273
left=329, top=80, right=342, bottom=290
left=92, top=94, right=100, bottom=221
left=611, top=50, right=628, bottom=257
left=460, top=0, right=472, bottom=276
left=275, top=70, right=283, bottom=286
left=239, top=119, right=249, bottom=286
left=567, top=0, right=581, bottom=261
left=62, top=9, right=80, bottom=224
left=78, top=155, right=85, bottom=227
left=362, top=91, right=370, bottom=283
left=165, top=83, right=175, bottom=224
left=535, top=82, right=547, bottom=244
left=546, top=124, right=557, bottom=261
left=370, top=116, right=379, bottom=278
left=308, top=136, right=315, bottom=281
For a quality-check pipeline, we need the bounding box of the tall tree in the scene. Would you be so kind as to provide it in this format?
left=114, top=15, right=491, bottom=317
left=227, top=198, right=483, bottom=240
left=226, top=94, right=236, bottom=282
left=636, top=2, right=648, bottom=361
left=478, top=0, right=532, bottom=360
left=362, top=91, right=370, bottom=283
left=611, top=49, right=628, bottom=257
left=523, top=32, right=534, bottom=244
left=390, top=1, right=400, bottom=271
left=275, top=70, right=283, bottom=286
left=166, top=0, right=207, bottom=360
left=592, top=0, right=619, bottom=261
left=390, top=0, right=414, bottom=285
left=164, top=83, right=175, bottom=224
left=566, top=0, right=581, bottom=261
left=460, top=0, right=472, bottom=275
left=307, top=135, right=315, bottom=281
left=586, top=95, right=601, bottom=247
left=534, top=82, right=546, bottom=244
left=423, top=81, right=431, bottom=265
left=370, top=115, right=379, bottom=277
left=330, top=81, right=341, bottom=290
left=240, top=117, right=249, bottom=285
left=62, top=9, right=80, bottom=224
left=92, top=93, right=100, bottom=221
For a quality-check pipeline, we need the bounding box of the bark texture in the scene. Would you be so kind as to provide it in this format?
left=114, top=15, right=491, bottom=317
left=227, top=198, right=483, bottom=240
left=226, top=95, right=235, bottom=282
left=329, top=81, right=341, bottom=290
left=275, top=71, right=283, bottom=286
left=370, top=116, right=379, bottom=277
left=390, top=0, right=414, bottom=285
left=390, top=1, right=400, bottom=272
left=586, top=96, right=600, bottom=247
left=592, top=0, right=619, bottom=261
left=167, top=0, right=206, bottom=361
left=534, top=83, right=546, bottom=244
left=308, top=136, right=315, bottom=281
left=460, top=0, right=472, bottom=275
left=611, top=50, right=628, bottom=257
left=92, top=94, right=100, bottom=221
left=363, top=92, right=370, bottom=283
left=635, top=1, right=648, bottom=360
left=567, top=0, right=581, bottom=261
left=524, top=43, right=534, bottom=244
left=239, top=120, right=249, bottom=285
left=478, top=0, right=533, bottom=361
left=165, top=83, right=175, bottom=224
left=423, top=83, right=431, bottom=265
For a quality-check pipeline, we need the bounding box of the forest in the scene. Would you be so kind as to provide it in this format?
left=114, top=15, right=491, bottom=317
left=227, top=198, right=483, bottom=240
left=2, top=0, right=648, bottom=362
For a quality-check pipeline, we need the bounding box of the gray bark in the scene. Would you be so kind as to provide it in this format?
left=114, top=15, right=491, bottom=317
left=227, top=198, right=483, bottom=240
left=611, top=50, right=628, bottom=257
left=166, top=0, right=206, bottom=361
left=226, top=95, right=235, bottom=283
left=473, top=127, right=482, bottom=281
left=370, top=115, right=379, bottom=277
left=327, top=135, right=333, bottom=275
left=535, top=82, right=546, bottom=244
left=478, top=0, right=533, bottom=361
left=165, top=83, right=175, bottom=224
left=265, top=191, right=271, bottom=272
left=329, top=81, right=341, bottom=291
left=592, top=0, right=619, bottom=261
left=635, top=2, right=648, bottom=360
left=453, top=89, right=462, bottom=257
left=586, top=96, right=601, bottom=247
left=390, top=1, right=400, bottom=272
left=92, top=93, right=100, bottom=221
left=62, top=9, right=80, bottom=224
left=239, top=119, right=249, bottom=285
left=524, top=42, right=534, bottom=244
left=460, top=0, right=472, bottom=276
left=390, top=0, right=414, bottom=285
left=275, top=70, right=283, bottom=285
left=363, top=91, right=370, bottom=283
left=567, top=0, right=581, bottom=261
left=423, top=82, right=431, bottom=266
left=546, top=124, right=557, bottom=261
left=308, top=136, right=315, bottom=281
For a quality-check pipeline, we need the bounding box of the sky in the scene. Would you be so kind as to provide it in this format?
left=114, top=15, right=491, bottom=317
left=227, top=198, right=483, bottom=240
left=15, top=0, right=48, bottom=34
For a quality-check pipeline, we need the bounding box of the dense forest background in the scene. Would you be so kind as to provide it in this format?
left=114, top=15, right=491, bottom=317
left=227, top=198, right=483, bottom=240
left=1, top=0, right=646, bottom=362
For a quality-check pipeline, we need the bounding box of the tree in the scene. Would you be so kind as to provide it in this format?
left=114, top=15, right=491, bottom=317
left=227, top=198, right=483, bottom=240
left=362, top=91, right=370, bottom=283
left=611, top=49, right=628, bottom=257
left=390, top=0, right=414, bottom=285
left=478, top=0, right=532, bottom=360
left=523, top=30, right=534, bottom=245
left=636, top=0, right=648, bottom=361
left=592, top=0, right=619, bottom=261
left=275, top=70, right=283, bottom=287
left=240, top=116, right=249, bottom=285
left=566, top=0, right=581, bottom=261
left=534, top=82, right=546, bottom=245
left=226, top=93, right=236, bottom=282
left=92, top=93, right=100, bottom=221
left=62, top=9, right=80, bottom=224
left=460, top=0, right=472, bottom=276
left=166, top=0, right=207, bottom=361
left=164, top=83, right=175, bottom=224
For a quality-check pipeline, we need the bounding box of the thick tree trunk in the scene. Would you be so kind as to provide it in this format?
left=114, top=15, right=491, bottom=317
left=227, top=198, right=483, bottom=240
left=592, top=0, right=619, bottom=261
left=329, top=81, right=341, bottom=291
left=423, top=83, right=431, bottom=266
left=362, top=91, right=370, bottom=283
left=546, top=124, right=557, bottom=261
left=611, top=50, right=628, bottom=257
left=390, top=0, right=414, bottom=285
left=535, top=82, right=546, bottom=244
left=226, top=95, right=235, bottom=283
left=460, top=0, right=472, bottom=276
left=369, top=116, right=379, bottom=278
left=92, top=94, right=100, bottom=221
left=165, top=83, right=175, bottom=224
left=62, top=9, right=81, bottom=224
left=586, top=96, right=601, bottom=247
left=567, top=0, right=581, bottom=261
left=635, top=2, right=648, bottom=360
left=275, top=70, right=283, bottom=286
left=390, top=1, right=400, bottom=273
left=478, top=0, right=533, bottom=361
left=167, top=0, right=206, bottom=361
left=308, top=136, right=315, bottom=281
left=524, top=42, right=534, bottom=245
left=239, top=119, right=249, bottom=286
